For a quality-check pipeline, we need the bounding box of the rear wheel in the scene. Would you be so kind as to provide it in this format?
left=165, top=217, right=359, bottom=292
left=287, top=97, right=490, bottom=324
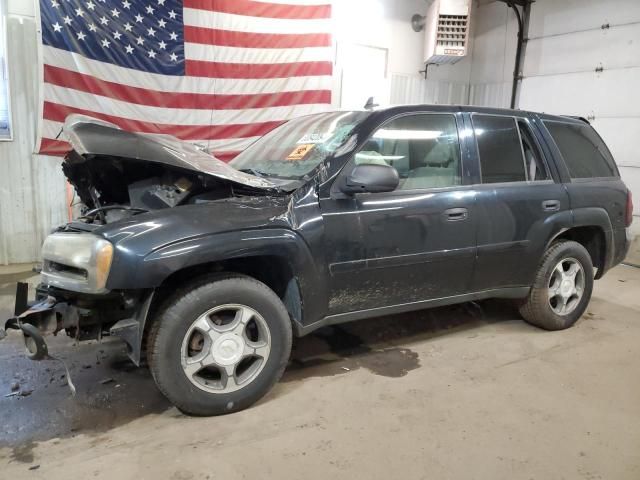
left=147, top=274, right=292, bottom=415
left=520, top=240, right=594, bottom=330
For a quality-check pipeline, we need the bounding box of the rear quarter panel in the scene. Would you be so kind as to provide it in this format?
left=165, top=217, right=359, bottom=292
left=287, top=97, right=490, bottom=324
left=535, top=114, right=630, bottom=270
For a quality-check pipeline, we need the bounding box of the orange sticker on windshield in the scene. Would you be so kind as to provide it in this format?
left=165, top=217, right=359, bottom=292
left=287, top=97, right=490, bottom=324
left=286, top=144, right=314, bottom=161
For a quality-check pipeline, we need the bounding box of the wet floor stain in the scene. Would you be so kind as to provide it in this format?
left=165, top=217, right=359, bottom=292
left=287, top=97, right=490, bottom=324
left=10, top=441, right=35, bottom=463
left=0, top=297, right=520, bottom=451
left=283, top=300, right=516, bottom=383
left=284, top=325, right=421, bottom=382
left=0, top=335, right=170, bottom=450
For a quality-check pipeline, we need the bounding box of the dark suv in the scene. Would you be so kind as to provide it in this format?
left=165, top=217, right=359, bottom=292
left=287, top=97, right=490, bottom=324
left=2, top=106, right=632, bottom=415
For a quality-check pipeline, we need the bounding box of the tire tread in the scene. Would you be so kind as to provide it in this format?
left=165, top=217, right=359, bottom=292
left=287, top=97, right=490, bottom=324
left=147, top=273, right=292, bottom=415
left=519, top=240, right=594, bottom=331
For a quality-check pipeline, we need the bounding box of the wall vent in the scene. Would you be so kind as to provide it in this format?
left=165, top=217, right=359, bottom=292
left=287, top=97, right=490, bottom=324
left=424, top=0, right=472, bottom=65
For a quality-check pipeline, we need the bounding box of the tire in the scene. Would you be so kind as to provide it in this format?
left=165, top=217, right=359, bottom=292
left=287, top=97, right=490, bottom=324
left=519, top=240, right=594, bottom=331
left=147, top=274, right=292, bottom=416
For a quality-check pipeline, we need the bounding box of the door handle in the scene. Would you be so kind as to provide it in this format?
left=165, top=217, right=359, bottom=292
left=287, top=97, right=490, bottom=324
left=443, top=207, right=468, bottom=222
left=542, top=200, right=561, bottom=212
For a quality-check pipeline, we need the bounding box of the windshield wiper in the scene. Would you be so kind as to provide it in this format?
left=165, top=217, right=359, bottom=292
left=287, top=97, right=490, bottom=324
left=238, top=168, right=269, bottom=178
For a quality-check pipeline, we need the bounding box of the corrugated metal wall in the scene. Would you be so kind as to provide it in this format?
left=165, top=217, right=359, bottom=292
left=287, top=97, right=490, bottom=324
left=0, top=0, right=67, bottom=265
left=390, top=73, right=469, bottom=106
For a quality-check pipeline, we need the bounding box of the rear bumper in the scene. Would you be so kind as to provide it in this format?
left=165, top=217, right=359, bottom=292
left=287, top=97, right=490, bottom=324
left=598, top=227, right=631, bottom=278
left=625, top=227, right=633, bottom=257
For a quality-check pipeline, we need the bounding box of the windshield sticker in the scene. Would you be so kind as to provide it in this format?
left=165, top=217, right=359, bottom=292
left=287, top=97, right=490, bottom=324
left=296, top=133, right=331, bottom=144
left=286, top=144, right=315, bottom=161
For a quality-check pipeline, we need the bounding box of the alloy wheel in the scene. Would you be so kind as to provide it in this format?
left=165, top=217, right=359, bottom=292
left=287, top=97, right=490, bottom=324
left=180, top=304, right=271, bottom=393
left=547, top=257, right=585, bottom=316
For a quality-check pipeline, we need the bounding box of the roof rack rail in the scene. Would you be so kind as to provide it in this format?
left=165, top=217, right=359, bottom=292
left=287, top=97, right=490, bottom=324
left=566, top=115, right=591, bottom=124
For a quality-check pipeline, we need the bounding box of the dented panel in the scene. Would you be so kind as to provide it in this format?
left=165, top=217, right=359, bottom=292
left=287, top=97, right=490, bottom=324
left=63, top=114, right=277, bottom=189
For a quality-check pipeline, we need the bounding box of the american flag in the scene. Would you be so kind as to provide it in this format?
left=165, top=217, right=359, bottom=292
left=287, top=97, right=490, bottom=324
left=38, top=0, right=333, bottom=161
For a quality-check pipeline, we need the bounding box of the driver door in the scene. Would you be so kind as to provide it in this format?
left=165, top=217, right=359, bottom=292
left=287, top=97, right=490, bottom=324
left=320, top=112, right=477, bottom=315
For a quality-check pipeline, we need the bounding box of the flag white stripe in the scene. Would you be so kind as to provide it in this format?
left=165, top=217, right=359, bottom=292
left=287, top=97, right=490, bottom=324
left=43, top=46, right=332, bottom=95
left=184, top=8, right=331, bottom=35
left=44, top=83, right=329, bottom=125
left=184, top=44, right=332, bottom=65
left=41, top=119, right=260, bottom=151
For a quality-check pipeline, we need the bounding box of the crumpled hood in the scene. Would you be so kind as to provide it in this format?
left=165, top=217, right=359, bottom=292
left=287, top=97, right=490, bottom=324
left=62, top=114, right=277, bottom=189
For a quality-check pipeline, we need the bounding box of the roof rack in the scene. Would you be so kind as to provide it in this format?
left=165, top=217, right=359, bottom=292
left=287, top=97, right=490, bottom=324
left=566, top=116, right=591, bottom=124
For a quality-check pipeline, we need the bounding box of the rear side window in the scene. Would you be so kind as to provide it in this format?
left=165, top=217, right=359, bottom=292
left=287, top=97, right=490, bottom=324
left=544, top=121, right=618, bottom=178
left=473, top=115, right=526, bottom=184
left=518, top=120, right=550, bottom=181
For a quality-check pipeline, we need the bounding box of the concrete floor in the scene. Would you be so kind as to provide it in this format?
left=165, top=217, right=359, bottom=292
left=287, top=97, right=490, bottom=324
left=1, top=264, right=639, bottom=479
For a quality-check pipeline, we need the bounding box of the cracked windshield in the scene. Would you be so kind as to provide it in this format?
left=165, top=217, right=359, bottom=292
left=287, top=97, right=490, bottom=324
left=230, top=111, right=369, bottom=180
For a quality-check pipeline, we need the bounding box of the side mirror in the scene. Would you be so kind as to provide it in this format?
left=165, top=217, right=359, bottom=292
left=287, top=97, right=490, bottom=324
left=340, top=163, right=399, bottom=195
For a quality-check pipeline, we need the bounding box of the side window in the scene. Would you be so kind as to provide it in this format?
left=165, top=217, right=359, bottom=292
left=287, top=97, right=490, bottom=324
left=544, top=121, right=618, bottom=179
left=354, top=114, right=461, bottom=190
left=473, top=115, right=526, bottom=184
left=518, top=120, right=550, bottom=181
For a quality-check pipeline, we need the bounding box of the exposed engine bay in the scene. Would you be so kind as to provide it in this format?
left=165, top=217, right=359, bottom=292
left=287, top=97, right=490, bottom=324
left=63, top=151, right=239, bottom=224
left=59, top=115, right=286, bottom=225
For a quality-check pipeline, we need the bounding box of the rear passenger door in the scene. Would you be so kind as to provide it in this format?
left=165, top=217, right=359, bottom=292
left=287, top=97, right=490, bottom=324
left=469, top=113, right=570, bottom=290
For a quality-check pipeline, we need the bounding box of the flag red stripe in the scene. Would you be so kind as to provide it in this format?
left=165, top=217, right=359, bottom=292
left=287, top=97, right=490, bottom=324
left=43, top=101, right=285, bottom=140
left=184, top=0, right=330, bottom=19
left=40, top=138, right=72, bottom=156
left=212, top=150, right=241, bottom=162
left=184, top=26, right=331, bottom=48
left=185, top=59, right=332, bottom=78
left=44, top=65, right=331, bottom=110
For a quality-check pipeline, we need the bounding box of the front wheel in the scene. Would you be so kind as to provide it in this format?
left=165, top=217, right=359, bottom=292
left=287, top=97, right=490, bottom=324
left=520, top=240, right=594, bottom=331
left=147, top=274, right=292, bottom=415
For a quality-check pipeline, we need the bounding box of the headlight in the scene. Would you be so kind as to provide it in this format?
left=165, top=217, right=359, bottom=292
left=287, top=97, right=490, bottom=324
left=41, top=233, right=114, bottom=293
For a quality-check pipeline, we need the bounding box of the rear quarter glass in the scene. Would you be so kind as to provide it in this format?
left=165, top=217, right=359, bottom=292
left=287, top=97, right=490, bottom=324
left=543, top=121, right=619, bottom=179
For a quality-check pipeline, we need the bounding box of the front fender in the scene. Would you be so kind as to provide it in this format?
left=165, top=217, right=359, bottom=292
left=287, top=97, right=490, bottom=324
left=106, top=228, right=326, bottom=327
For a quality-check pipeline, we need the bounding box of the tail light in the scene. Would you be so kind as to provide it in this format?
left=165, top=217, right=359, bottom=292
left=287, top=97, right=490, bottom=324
left=626, top=190, right=634, bottom=227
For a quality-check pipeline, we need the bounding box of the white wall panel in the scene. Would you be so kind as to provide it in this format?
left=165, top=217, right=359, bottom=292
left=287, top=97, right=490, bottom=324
left=525, top=23, right=640, bottom=77
left=468, top=81, right=511, bottom=108
left=468, top=2, right=517, bottom=85
left=390, top=74, right=469, bottom=106
left=0, top=7, right=67, bottom=265
left=527, top=0, right=640, bottom=39
left=592, top=118, right=640, bottom=169
left=333, top=0, right=430, bottom=109
left=519, top=68, right=640, bottom=118
left=464, top=1, right=518, bottom=108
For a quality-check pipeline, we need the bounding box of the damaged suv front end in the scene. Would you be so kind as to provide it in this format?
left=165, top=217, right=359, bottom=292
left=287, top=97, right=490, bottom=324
left=2, top=108, right=370, bottom=414
left=3, top=233, right=151, bottom=364
left=1, top=114, right=290, bottom=364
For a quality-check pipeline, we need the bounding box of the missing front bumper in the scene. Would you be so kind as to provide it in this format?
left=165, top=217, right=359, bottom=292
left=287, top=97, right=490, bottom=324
left=2, top=282, right=60, bottom=359
left=2, top=282, right=155, bottom=366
